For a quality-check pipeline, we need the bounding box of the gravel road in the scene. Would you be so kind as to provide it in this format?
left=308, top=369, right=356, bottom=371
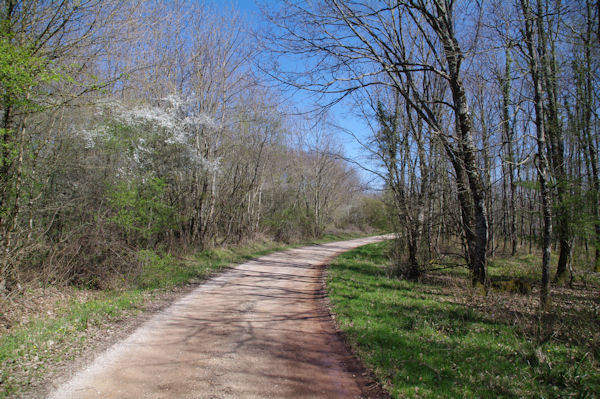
left=47, top=236, right=391, bottom=399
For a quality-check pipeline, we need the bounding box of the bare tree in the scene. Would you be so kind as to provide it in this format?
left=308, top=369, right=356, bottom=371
left=518, top=0, right=553, bottom=309
left=262, top=0, right=489, bottom=285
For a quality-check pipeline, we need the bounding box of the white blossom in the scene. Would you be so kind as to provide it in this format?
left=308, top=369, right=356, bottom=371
left=93, top=95, right=221, bottom=173
left=79, top=125, right=108, bottom=149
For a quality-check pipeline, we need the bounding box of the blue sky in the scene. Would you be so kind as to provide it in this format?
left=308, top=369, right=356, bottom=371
left=209, top=0, right=381, bottom=188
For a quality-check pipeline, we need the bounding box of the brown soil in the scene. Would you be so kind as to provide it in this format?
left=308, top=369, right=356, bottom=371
left=46, top=236, right=392, bottom=399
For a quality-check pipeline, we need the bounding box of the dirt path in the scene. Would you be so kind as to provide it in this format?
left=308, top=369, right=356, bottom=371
left=47, top=236, right=391, bottom=399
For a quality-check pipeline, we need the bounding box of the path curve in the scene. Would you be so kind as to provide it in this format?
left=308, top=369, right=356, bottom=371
left=48, top=236, right=390, bottom=399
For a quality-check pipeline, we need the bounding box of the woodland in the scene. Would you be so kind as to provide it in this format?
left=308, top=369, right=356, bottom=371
left=0, top=0, right=389, bottom=294
left=261, top=0, right=600, bottom=307
left=0, top=0, right=599, bottom=397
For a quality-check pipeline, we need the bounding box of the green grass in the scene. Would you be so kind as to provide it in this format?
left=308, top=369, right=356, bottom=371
left=0, top=232, right=367, bottom=398
left=0, top=289, right=147, bottom=397
left=327, top=242, right=599, bottom=398
left=134, top=243, right=286, bottom=289
left=438, top=248, right=600, bottom=287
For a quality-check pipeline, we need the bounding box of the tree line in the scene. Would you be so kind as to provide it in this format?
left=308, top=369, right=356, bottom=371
left=261, top=0, right=599, bottom=308
left=0, top=0, right=385, bottom=292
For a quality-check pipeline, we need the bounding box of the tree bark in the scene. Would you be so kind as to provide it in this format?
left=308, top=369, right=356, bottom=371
left=431, top=0, right=488, bottom=285
left=500, top=45, right=518, bottom=256
left=536, top=0, right=570, bottom=284
left=521, top=0, right=552, bottom=309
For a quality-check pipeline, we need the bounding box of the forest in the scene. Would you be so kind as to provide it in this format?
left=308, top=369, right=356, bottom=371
left=262, top=0, right=600, bottom=306
left=0, top=0, right=599, bottom=397
left=0, top=0, right=389, bottom=293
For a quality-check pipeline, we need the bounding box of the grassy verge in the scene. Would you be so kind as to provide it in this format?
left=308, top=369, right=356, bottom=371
left=327, top=242, right=599, bottom=398
left=0, top=232, right=368, bottom=398
left=0, top=289, right=147, bottom=397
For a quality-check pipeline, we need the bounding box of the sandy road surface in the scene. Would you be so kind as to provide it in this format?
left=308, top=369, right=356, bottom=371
left=47, top=236, right=390, bottom=399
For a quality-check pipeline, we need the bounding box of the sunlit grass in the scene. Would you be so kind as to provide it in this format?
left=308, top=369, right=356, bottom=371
left=327, top=242, right=599, bottom=398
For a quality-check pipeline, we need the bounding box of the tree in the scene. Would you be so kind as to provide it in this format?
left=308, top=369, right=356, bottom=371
left=0, top=0, right=133, bottom=288
left=374, top=89, right=431, bottom=278
left=517, top=0, right=554, bottom=309
left=262, top=0, right=489, bottom=285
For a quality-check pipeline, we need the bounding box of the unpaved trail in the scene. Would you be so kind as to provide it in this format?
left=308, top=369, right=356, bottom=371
left=47, top=236, right=391, bottom=399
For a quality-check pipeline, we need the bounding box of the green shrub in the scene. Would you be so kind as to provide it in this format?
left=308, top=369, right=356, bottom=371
left=107, top=177, right=175, bottom=243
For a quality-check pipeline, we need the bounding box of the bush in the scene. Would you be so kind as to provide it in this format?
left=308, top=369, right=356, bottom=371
left=107, top=177, right=175, bottom=245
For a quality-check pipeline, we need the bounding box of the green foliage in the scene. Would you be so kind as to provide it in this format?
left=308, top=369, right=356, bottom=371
left=0, top=38, right=52, bottom=182
left=0, top=128, right=17, bottom=170
left=101, top=122, right=142, bottom=155
left=0, top=39, right=52, bottom=107
left=0, top=37, right=66, bottom=121
left=107, top=177, right=175, bottom=241
left=328, top=242, right=599, bottom=398
left=0, top=38, right=69, bottom=237
left=135, top=250, right=179, bottom=289
left=360, top=197, right=390, bottom=231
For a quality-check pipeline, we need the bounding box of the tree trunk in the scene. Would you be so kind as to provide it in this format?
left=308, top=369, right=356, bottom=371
left=500, top=45, right=518, bottom=256
left=536, top=1, right=570, bottom=284
left=521, top=0, right=552, bottom=309
left=436, top=11, right=488, bottom=286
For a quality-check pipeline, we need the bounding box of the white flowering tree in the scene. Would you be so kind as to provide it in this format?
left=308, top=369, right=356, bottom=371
left=79, top=95, right=222, bottom=246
